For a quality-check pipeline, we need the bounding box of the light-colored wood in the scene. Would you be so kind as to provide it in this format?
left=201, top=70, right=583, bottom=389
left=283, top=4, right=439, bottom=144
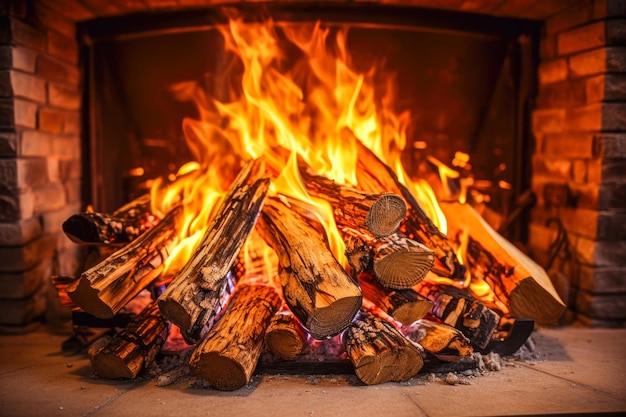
left=89, top=302, right=168, bottom=379
left=439, top=201, right=566, bottom=323
left=372, top=233, right=435, bottom=289
left=257, top=197, right=362, bottom=339
left=189, top=284, right=281, bottom=391
left=66, top=205, right=182, bottom=318
left=158, top=159, right=270, bottom=343
left=402, top=319, right=473, bottom=362
left=265, top=310, right=308, bottom=360
left=343, top=311, right=424, bottom=385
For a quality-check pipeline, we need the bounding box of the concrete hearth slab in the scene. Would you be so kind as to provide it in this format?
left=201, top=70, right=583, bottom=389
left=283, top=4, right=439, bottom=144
left=1, top=327, right=625, bottom=417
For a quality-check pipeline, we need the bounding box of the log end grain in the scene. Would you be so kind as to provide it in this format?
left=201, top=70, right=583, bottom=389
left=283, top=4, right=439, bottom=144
left=373, top=249, right=434, bottom=289
left=366, top=193, right=407, bottom=238
left=191, top=352, right=248, bottom=391
left=156, top=297, right=192, bottom=336
left=265, top=328, right=306, bottom=360
left=392, top=299, right=434, bottom=326
left=90, top=351, right=137, bottom=379
left=307, top=294, right=363, bottom=340
left=352, top=346, right=423, bottom=385
left=510, top=278, right=566, bottom=323
left=66, top=278, right=115, bottom=319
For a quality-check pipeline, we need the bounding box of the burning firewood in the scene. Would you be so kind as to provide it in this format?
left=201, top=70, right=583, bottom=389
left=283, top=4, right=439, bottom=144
left=66, top=205, right=183, bottom=318
left=402, top=319, right=473, bottom=362
left=439, top=201, right=566, bottom=323
left=158, top=159, right=270, bottom=343
left=89, top=302, right=169, bottom=379
left=358, top=273, right=433, bottom=326
left=63, top=194, right=157, bottom=246
left=343, top=310, right=424, bottom=385
left=264, top=309, right=308, bottom=360
left=257, top=197, right=362, bottom=339
left=418, top=282, right=500, bottom=350
left=298, top=160, right=407, bottom=238
left=352, top=133, right=462, bottom=280
left=189, top=284, right=281, bottom=391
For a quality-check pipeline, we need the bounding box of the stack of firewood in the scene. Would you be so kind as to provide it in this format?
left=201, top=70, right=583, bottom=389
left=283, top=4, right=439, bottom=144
left=59, top=144, right=565, bottom=390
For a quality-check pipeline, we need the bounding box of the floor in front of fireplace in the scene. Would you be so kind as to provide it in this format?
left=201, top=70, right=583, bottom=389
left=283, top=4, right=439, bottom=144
left=0, top=327, right=625, bottom=417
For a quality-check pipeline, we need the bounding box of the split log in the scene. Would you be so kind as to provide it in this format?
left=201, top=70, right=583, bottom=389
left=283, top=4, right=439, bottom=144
left=352, top=133, right=461, bottom=279
left=358, top=273, right=433, bottom=326
left=63, top=194, right=157, bottom=245
left=343, top=310, right=423, bottom=385
left=158, top=159, right=270, bottom=343
left=189, top=284, right=281, bottom=390
left=418, top=283, right=500, bottom=350
left=298, top=160, right=406, bottom=238
left=89, top=302, right=169, bottom=379
left=439, top=201, right=566, bottom=322
left=66, top=205, right=182, bottom=318
left=402, top=319, right=473, bottom=362
left=257, top=197, right=362, bottom=339
left=264, top=310, right=308, bottom=360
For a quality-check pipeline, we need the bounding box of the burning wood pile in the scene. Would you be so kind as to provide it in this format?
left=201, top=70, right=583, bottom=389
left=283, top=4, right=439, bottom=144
left=56, top=16, right=565, bottom=390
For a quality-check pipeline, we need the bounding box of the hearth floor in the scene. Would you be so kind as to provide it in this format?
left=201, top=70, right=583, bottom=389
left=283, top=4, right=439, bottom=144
left=0, top=327, right=625, bottom=417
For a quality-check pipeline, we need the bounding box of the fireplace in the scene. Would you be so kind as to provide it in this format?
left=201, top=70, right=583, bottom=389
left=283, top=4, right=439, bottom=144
left=1, top=0, right=625, bottom=336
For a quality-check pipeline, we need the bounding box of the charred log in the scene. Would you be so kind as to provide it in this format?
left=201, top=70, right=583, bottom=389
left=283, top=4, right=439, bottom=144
left=402, top=319, right=473, bottom=362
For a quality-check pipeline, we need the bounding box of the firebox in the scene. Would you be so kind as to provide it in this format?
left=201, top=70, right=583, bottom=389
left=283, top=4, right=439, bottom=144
left=1, top=0, right=624, bottom=340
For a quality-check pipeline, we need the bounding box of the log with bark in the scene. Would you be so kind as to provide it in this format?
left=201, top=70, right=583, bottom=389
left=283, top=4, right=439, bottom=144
left=264, top=309, right=308, bottom=360
left=358, top=273, right=433, bottom=326
left=158, top=159, right=270, bottom=343
left=298, top=160, right=406, bottom=238
left=189, top=284, right=281, bottom=391
left=89, top=302, right=169, bottom=379
left=257, top=197, right=362, bottom=339
left=343, top=310, right=424, bottom=385
left=351, top=132, right=461, bottom=280
left=402, top=319, right=473, bottom=362
left=439, top=201, right=566, bottom=323
left=418, top=282, right=500, bottom=350
left=63, top=194, right=157, bottom=245
left=66, top=205, right=182, bottom=318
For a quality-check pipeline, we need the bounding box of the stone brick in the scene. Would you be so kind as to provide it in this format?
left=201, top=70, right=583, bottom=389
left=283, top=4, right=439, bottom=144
left=574, top=235, right=626, bottom=265
left=64, top=179, right=82, bottom=204
left=593, top=0, right=626, bottom=18
left=528, top=221, right=559, bottom=253
left=540, top=35, right=558, bottom=61
left=63, top=111, right=80, bottom=135
left=600, top=158, right=626, bottom=183
left=585, top=74, right=606, bottom=103
left=537, top=78, right=587, bottom=108
left=0, top=158, right=48, bottom=191
left=0, top=99, right=14, bottom=129
left=36, top=56, right=79, bottom=86
left=538, top=59, right=569, bottom=85
left=20, top=130, right=53, bottom=157
left=572, top=159, right=589, bottom=183
left=545, top=1, right=595, bottom=35
left=11, top=46, right=37, bottom=74
left=10, top=19, right=46, bottom=51
left=605, top=73, right=626, bottom=100
left=0, top=259, right=51, bottom=299
left=558, top=21, right=606, bottom=55
left=533, top=155, right=572, bottom=180
left=33, top=182, right=66, bottom=213
left=33, top=2, right=76, bottom=39
left=51, top=135, right=80, bottom=159
left=0, top=47, right=11, bottom=71
left=571, top=313, right=626, bottom=328
left=0, top=131, right=17, bottom=157
left=38, top=0, right=96, bottom=22
left=48, top=83, right=80, bottom=110
left=532, top=108, right=566, bottom=133
left=579, top=264, right=626, bottom=293
left=47, top=157, right=59, bottom=182
left=0, top=234, right=56, bottom=272
left=543, top=132, right=595, bottom=158
left=602, top=102, right=626, bottom=130
left=47, top=31, right=78, bottom=65
left=57, top=245, right=82, bottom=277
left=569, top=47, right=626, bottom=77
left=40, top=202, right=80, bottom=234
left=607, top=18, right=626, bottom=44
left=566, top=103, right=602, bottom=131
left=594, top=133, right=626, bottom=157
left=0, top=71, right=11, bottom=98
left=13, top=98, right=37, bottom=128
left=575, top=290, right=626, bottom=319
left=586, top=158, right=603, bottom=183
left=59, top=158, right=81, bottom=180
left=0, top=189, right=34, bottom=221
left=532, top=206, right=599, bottom=240
left=38, top=106, right=64, bottom=134
left=0, top=282, right=47, bottom=326
left=107, top=0, right=150, bottom=13
left=597, top=210, right=626, bottom=240
left=598, top=182, right=626, bottom=209
left=79, top=0, right=121, bottom=16
left=9, top=70, right=46, bottom=103
left=0, top=217, right=43, bottom=246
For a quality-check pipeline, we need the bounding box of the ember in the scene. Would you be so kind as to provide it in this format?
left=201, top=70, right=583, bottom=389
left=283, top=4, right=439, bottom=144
left=59, top=15, right=565, bottom=390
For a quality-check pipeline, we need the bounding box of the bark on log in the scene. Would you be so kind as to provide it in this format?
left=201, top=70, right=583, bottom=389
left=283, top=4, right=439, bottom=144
left=66, top=205, right=182, bottom=318
left=439, top=201, right=566, bottom=323
left=418, top=283, right=500, bottom=350
left=189, top=284, right=281, bottom=391
left=158, top=159, right=270, bottom=343
left=343, top=311, right=424, bottom=385
left=352, top=134, right=461, bottom=279
left=265, top=310, right=308, bottom=360
left=63, top=194, right=157, bottom=245
left=358, top=273, right=433, bottom=326
left=257, top=197, right=362, bottom=339
left=89, top=302, right=169, bottom=379
left=298, top=161, right=406, bottom=238
left=402, top=319, right=473, bottom=362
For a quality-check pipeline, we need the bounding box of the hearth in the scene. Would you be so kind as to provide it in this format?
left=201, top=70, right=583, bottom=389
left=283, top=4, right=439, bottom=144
left=1, top=0, right=625, bottom=385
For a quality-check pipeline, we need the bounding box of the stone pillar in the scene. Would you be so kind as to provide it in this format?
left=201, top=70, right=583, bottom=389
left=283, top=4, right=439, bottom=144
left=529, top=0, right=626, bottom=327
left=0, top=3, right=83, bottom=331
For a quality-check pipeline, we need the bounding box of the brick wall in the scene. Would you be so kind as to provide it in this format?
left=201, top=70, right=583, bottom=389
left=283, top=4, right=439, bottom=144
left=0, top=3, right=82, bottom=331
left=529, top=0, right=626, bottom=327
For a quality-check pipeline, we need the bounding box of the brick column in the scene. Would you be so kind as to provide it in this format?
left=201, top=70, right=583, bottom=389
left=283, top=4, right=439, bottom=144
left=0, top=5, right=82, bottom=331
left=529, top=0, right=626, bottom=327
